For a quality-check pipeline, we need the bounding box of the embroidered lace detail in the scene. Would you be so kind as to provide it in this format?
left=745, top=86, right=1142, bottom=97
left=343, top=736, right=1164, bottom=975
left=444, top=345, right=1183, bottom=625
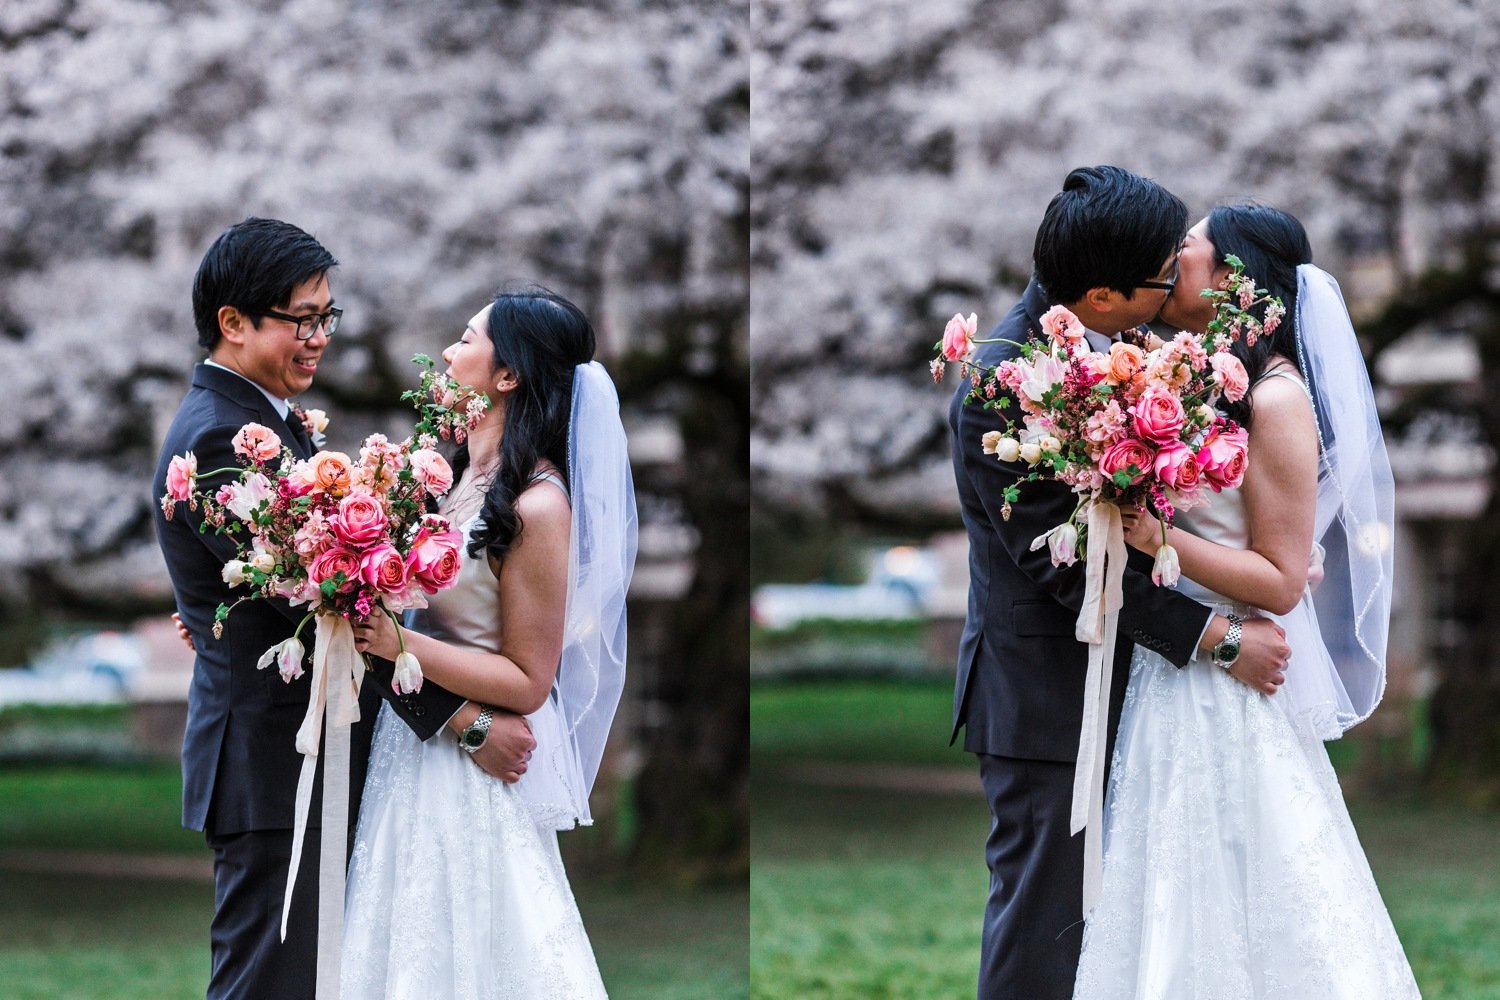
left=1072, top=645, right=1420, bottom=999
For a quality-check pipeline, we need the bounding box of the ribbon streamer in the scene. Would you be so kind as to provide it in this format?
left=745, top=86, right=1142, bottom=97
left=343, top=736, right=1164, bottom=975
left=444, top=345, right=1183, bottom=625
left=279, top=612, right=364, bottom=999
left=1069, top=501, right=1126, bottom=914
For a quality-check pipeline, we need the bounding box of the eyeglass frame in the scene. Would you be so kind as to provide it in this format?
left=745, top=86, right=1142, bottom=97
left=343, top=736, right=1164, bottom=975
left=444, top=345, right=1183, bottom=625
left=1137, top=255, right=1180, bottom=294
left=254, top=305, right=343, bottom=341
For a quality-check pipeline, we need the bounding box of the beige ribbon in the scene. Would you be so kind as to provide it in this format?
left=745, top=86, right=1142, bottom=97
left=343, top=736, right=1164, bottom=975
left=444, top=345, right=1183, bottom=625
left=1069, top=500, right=1126, bottom=915
left=280, top=612, right=364, bottom=999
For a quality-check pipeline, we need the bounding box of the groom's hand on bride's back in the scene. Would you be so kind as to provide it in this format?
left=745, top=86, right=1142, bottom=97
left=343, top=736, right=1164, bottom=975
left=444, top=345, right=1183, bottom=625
left=1227, top=618, right=1291, bottom=696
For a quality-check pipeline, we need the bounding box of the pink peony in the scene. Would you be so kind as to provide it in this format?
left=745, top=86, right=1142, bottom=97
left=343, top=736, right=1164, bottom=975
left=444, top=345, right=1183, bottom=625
left=406, top=524, right=465, bottom=593
left=1209, top=352, right=1250, bottom=403
left=165, top=452, right=197, bottom=501
left=942, top=312, right=978, bottom=361
left=307, top=544, right=363, bottom=592
left=1098, top=439, right=1155, bottom=486
left=232, top=423, right=282, bottom=463
left=359, top=543, right=409, bottom=594
left=1130, top=387, right=1187, bottom=444
left=1152, top=441, right=1203, bottom=493
left=409, top=449, right=455, bottom=497
left=330, top=493, right=388, bottom=547
left=1197, top=428, right=1250, bottom=491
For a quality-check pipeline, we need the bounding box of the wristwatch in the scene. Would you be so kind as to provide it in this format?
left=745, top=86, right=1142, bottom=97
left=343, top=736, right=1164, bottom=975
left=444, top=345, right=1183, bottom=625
left=459, top=707, right=494, bottom=754
left=1211, top=613, right=1243, bottom=670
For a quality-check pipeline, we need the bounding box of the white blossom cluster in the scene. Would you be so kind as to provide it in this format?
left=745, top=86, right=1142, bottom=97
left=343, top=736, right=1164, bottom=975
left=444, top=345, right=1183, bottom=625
left=750, top=0, right=1500, bottom=520
left=0, top=0, right=747, bottom=609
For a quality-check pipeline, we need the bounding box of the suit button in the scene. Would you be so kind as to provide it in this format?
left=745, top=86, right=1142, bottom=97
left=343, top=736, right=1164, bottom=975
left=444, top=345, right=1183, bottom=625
left=411, top=705, right=426, bottom=718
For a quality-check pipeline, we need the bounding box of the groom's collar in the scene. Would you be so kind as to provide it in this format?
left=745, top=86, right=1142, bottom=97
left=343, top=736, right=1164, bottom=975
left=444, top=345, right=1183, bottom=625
left=201, top=359, right=291, bottom=420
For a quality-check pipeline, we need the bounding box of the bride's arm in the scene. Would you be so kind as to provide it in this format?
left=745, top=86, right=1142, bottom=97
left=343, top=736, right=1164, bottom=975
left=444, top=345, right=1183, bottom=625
left=1131, top=376, right=1318, bottom=616
left=357, top=484, right=571, bottom=715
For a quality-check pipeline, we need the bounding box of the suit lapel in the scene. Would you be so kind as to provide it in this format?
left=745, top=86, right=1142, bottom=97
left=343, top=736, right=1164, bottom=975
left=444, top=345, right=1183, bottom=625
left=191, top=364, right=312, bottom=460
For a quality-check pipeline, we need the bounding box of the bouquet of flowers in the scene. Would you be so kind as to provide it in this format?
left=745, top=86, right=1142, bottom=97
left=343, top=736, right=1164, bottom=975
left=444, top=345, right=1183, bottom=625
left=936, top=256, right=1284, bottom=585
left=159, top=354, right=488, bottom=693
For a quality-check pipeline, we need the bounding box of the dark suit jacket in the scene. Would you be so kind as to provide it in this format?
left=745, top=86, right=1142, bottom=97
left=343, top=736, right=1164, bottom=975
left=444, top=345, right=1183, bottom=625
left=949, top=279, right=1213, bottom=760
left=151, top=363, right=464, bottom=835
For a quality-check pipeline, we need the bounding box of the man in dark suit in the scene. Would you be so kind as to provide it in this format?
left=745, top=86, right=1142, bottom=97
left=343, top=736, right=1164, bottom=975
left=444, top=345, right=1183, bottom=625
left=949, top=167, right=1291, bottom=1000
left=152, top=218, right=536, bottom=1000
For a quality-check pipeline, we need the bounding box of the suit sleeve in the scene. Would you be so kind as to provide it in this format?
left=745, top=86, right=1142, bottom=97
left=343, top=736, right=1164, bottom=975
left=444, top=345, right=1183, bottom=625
left=364, top=656, right=467, bottom=740
left=955, top=387, right=1212, bottom=667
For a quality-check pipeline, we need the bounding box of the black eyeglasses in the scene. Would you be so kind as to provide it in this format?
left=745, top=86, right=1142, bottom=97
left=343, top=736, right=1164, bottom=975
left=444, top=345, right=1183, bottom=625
left=1138, top=257, right=1179, bottom=294
left=256, top=306, right=343, bottom=341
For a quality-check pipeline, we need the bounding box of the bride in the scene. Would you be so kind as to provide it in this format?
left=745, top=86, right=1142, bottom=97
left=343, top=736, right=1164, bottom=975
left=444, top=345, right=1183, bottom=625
left=1072, top=205, right=1421, bottom=998
left=344, top=289, right=636, bottom=998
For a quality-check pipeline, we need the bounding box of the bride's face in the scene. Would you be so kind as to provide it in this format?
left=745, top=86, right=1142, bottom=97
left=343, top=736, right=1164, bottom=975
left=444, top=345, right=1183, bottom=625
left=442, top=308, right=503, bottom=399
left=1160, top=218, right=1232, bottom=333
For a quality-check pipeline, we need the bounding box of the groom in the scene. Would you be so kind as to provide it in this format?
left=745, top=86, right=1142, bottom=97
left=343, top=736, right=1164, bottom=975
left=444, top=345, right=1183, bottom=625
left=152, top=217, right=536, bottom=1000
left=949, top=166, right=1291, bottom=1000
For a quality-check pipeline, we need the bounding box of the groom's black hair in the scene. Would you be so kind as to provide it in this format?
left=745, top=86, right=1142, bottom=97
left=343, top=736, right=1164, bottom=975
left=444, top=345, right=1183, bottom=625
left=192, top=217, right=339, bottom=351
left=1032, top=166, right=1187, bottom=305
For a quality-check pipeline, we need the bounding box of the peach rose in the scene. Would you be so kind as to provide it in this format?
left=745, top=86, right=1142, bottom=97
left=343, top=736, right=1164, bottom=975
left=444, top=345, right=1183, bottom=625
left=309, top=450, right=354, bottom=496
left=1107, top=342, right=1146, bottom=384
left=359, top=543, right=409, bottom=594
left=232, top=423, right=282, bottom=463
left=308, top=544, right=362, bottom=592
left=409, top=449, right=455, bottom=497
left=1197, top=428, right=1250, bottom=491
left=165, top=452, right=197, bottom=502
left=1098, top=438, right=1155, bottom=486
left=331, top=492, right=387, bottom=547
left=1130, top=387, right=1187, bottom=444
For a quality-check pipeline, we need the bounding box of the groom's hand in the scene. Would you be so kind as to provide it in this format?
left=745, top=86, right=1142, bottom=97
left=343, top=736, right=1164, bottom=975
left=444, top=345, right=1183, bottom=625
left=1224, top=617, right=1290, bottom=695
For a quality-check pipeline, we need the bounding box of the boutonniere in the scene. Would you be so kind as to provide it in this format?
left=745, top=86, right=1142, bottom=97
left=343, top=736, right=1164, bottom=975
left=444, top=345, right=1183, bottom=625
left=290, top=403, right=329, bottom=449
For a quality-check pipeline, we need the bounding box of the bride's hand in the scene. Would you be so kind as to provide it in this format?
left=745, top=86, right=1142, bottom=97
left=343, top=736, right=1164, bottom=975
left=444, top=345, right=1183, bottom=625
left=351, top=610, right=401, bottom=661
left=1120, top=508, right=1161, bottom=552
left=171, top=612, right=195, bottom=652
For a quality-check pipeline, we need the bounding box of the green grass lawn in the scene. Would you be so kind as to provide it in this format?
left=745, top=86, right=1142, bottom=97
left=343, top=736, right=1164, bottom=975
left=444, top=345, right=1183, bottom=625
left=752, top=678, right=1500, bottom=1000
left=0, top=763, right=746, bottom=1000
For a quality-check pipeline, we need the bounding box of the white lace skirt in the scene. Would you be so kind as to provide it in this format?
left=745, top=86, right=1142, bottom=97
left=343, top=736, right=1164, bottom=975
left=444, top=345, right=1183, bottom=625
left=1073, top=643, right=1420, bottom=1000
left=341, top=703, right=608, bottom=1000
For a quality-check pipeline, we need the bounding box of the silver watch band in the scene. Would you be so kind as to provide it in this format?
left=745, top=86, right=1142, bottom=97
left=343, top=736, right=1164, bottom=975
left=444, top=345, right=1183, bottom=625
left=460, top=707, right=494, bottom=754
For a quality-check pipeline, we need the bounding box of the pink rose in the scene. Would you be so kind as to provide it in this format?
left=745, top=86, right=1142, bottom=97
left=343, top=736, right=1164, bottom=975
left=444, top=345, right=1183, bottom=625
left=1209, top=352, right=1250, bottom=403
left=942, top=312, right=978, bottom=361
left=232, top=423, right=283, bottom=463
left=1130, top=387, right=1187, bottom=443
left=1197, top=428, right=1250, bottom=491
left=408, top=449, right=454, bottom=497
left=359, top=543, right=410, bottom=594
left=330, top=492, right=388, bottom=547
left=406, top=525, right=465, bottom=593
left=1040, top=305, right=1086, bottom=348
left=308, top=544, right=362, bottom=592
left=1152, top=441, right=1203, bottom=493
left=1098, top=439, right=1155, bottom=486
left=165, top=452, right=197, bottom=501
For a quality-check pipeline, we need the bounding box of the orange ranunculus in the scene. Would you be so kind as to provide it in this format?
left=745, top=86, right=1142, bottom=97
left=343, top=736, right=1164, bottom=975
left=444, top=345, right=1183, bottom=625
left=310, top=450, right=354, bottom=496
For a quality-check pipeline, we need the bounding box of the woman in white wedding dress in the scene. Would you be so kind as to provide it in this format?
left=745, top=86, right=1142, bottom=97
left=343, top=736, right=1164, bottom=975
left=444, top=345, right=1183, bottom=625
left=1072, top=205, right=1421, bottom=999
left=344, top=289, right=636, bottom=999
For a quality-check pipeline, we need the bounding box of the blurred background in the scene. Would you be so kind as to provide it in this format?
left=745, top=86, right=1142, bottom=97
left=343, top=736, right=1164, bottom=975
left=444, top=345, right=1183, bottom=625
left=0, top=1, right=747, bottom=997
left=750, top=1, right=1500, bottom=997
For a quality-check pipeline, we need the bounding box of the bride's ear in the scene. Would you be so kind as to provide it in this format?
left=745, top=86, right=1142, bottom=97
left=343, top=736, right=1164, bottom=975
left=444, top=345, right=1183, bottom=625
left=494, top=367, right=519, bottom=394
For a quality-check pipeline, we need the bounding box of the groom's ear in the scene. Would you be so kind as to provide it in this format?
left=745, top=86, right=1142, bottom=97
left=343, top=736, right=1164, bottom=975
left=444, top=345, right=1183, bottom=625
left=217, top=305, right=251, bottom=346
left=1080, top=285, right=1124, bottom=314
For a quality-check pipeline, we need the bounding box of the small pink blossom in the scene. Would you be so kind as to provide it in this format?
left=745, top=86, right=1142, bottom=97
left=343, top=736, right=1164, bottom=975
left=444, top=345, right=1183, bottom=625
left=1040, top=305, right=1086, bottom=349
left=232, top=423, right=282, bottom=463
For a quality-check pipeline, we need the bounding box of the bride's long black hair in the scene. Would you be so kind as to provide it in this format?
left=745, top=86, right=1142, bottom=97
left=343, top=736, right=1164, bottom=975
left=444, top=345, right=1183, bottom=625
left=450, top=288, right=597, bottom=567
left=1204, top=203, right=1313, bottom=429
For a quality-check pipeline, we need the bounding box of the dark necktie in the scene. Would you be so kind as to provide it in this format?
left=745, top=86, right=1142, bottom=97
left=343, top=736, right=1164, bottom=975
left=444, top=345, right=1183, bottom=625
left=283, top=410, right=313, bottom=457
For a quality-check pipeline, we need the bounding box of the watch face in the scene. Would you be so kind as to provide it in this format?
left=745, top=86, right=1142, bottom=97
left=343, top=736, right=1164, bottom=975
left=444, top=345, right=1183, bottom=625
left=462, top=728, right=484, bottom=748
left=1216, top=642, right=1241, bottom=664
